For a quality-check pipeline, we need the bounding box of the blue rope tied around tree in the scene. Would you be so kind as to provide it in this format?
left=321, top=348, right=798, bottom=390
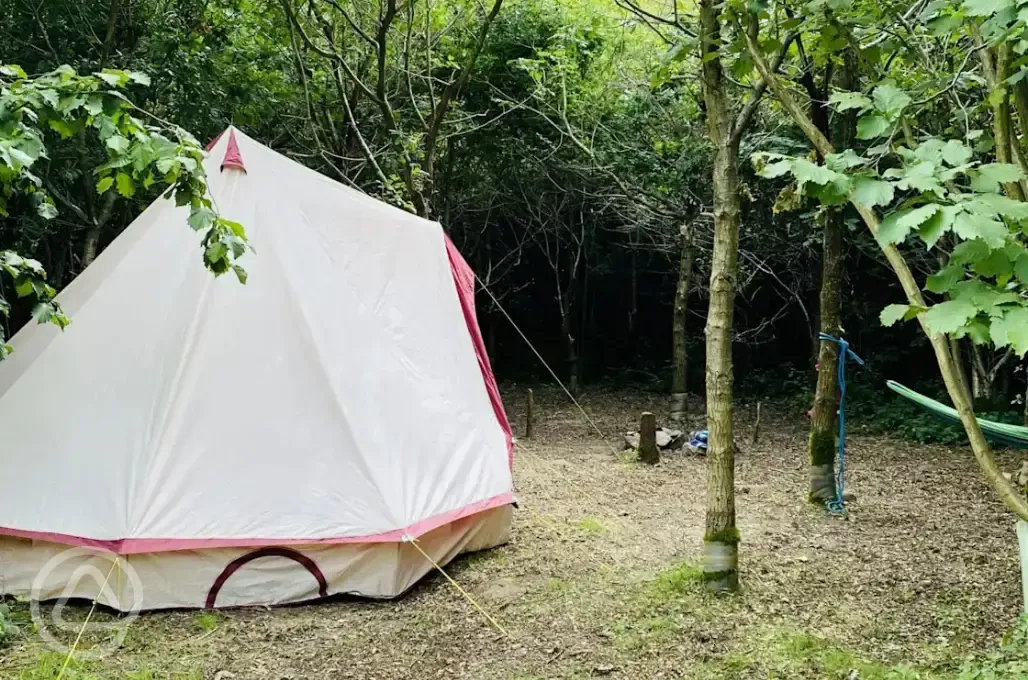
left=818, top=333, right=864, bottom=515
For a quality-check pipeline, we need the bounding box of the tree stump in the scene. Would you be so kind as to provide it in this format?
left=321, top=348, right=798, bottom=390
left=638, top=412, right=659, bottom=464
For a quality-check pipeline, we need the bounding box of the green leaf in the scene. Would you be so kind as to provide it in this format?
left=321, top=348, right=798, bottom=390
left=825, top=149, right=866, bottom=171
left=0, top=64, right=27, bottom=78
left=105, top=135, right=129, bottom=153
left=971, top=163, right=1023, bottom=193
left=894, top=161, right=943, bottom=194
left=857, top=114, right=891, bottom=140
left=232, top=264, right=248, bottom=285
left=218, top=218, right=247, bottom=239
left=876, top=209, right=912, bottom=245
left=14, top=279, right=33, bottom=298
left=972, top=249, right=1015, bottom=278
left=880, top=204, right=941, bottom=248
left=880, top=304, right=911, bottom=327
left=1016, top=253, right=1028, bottom=284
left=952, top=211, right=1008, bottom=248
left=84, top=95, right=104, bottom=115
left=96, top=176, right=114, bottom=195
left=791, top=159, right=839, bottom=186
left=851, top=176, right=894, bottom=208
left=96, top=69, right=129, bottom=87
left=47, top=119, right=75, bottom=139
left=942, top=140, right=972, bottom=167
left=756, top=159, right=793, bottom=179
left=926, top=264, right=965, bottom=293
left=924, top=298, right=979, bottom=334
left=964, top=0, right=1015, bottom=17
left=37, top=89, right=59, bottom=107
left=872, top=82, right=912, bottom=118
left=918, top=204, right=959, bottom=249
left=36, top=201, right=58, bottom=220
left=205, top=241, right=227, bottom=264
left=188, top=207, right=216, bottom=232
left=968, top=193, right=1028, bottom=220
left=127, top=71, right=151, bottom=86
left=31, top=302, right=53, bottom=324
left=951, top=239, right=992, bottom=265
left=115, top=172, right=135, bottom=198
left=990, top=307, right=1028, bottom=355
left=828, top=91, right=872, bottom=112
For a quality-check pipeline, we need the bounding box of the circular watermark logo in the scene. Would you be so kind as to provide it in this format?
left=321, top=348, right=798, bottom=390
left=29, top=547, right=143, bottom=659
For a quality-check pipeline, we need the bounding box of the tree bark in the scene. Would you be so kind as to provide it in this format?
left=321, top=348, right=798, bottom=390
left=82, top=228, right=102, bottom=269
left=638, top=412, right=660, bottom=465
left=562, top=293, right=579, bottom=397
left=700, top=0, right=741, bottom=590
left=951, top=337, right=972, bottom=406
left=670, top=223, right=695, bottom=423
left=745, top=31, right=1028, bottom=521
left=808, top=209, right=843, bottom=503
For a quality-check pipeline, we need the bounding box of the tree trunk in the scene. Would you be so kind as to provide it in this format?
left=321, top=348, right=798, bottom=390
left=638, top=412, right=659, bottom=465
left=1023, top=364, right=1028, bottom=426
left=670, top=224, right=695, bottom=423
left=562, top=295, right=579, bottom=397
left=808, top=209, right=843, bottom=503
left=700, top=0, right=741, bottom=590
left=82, top=227, right=102, bottom=268
left=629, top=227, right=638, bottom=338
left=951, top=337, right=972, bottom=406
left=971, top=345, right=994, bottom=404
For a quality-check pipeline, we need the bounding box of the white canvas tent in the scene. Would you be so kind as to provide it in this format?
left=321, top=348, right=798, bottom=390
left=0, top=128, right=514, bottom=610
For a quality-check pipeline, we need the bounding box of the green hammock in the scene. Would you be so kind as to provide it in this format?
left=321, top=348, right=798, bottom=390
left=886, top=380, right=1028, bottom=449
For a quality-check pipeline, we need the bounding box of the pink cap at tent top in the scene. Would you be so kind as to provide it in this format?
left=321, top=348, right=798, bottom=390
left=203, top=127, right=246, bottom=173
left=220, top=129, right=246, bottom=173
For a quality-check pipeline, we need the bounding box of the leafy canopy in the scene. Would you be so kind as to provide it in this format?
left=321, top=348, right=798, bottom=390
left=0, top=63, right=249, bottom=358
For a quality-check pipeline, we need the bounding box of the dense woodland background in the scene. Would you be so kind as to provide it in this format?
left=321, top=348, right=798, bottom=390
left=0, top=0, right=948, bottom=406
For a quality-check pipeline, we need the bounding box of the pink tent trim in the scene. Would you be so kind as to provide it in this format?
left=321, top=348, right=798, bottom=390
left=444, top=235, right=514, bottom=468
left=0, top=491, right=514, bottom=555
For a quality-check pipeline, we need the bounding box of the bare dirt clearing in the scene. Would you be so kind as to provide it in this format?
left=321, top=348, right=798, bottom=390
left=2, top=388, right=1024, bottom=679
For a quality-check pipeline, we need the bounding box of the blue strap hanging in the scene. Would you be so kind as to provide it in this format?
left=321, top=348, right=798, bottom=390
left=818, top=333, right=863, bottom=515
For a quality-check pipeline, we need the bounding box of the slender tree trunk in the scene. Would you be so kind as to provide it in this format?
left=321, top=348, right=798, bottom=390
left=805, top=56, right=848, bottom=504
left=579, top=241, right=589, bottom=389
left=700, top=0, right=741, bottom=589
left=808, top=210, right=843, bottom=502
left=82, top=229, right=101, bottom=268
left=971, top=345, right=994, bottom=404
left=562, top=294, right=578, bottom=396
left=1023, top=362, right=1028, bottom=426
left=629, top=227, right=638, bottom=337
left=670, top=224, right=695, bottom=422
left=951, top=337, right=972, bottom=405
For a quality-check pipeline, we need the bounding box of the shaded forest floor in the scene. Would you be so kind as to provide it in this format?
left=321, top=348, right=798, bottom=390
left=3, top=387, right=1026, bottom=679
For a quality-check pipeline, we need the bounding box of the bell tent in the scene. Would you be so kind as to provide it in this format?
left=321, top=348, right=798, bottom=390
left=0, top=128, right=514, bottom=610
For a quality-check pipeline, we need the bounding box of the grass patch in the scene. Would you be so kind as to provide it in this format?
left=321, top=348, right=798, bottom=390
left=574, top=517, right=607, bottom=534
left=194, top=611, right=219, bottom=632
left=16, top=651, right=100, bottom=680
left=650, top=560, right=704, bottom=598
left=544, top=577, right=569, bottom=593
left=613, top=614, right=680, bottom=651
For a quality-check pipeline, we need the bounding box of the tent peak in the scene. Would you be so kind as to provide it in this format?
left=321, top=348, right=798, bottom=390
left=220, top=129, right=246, bottom=173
